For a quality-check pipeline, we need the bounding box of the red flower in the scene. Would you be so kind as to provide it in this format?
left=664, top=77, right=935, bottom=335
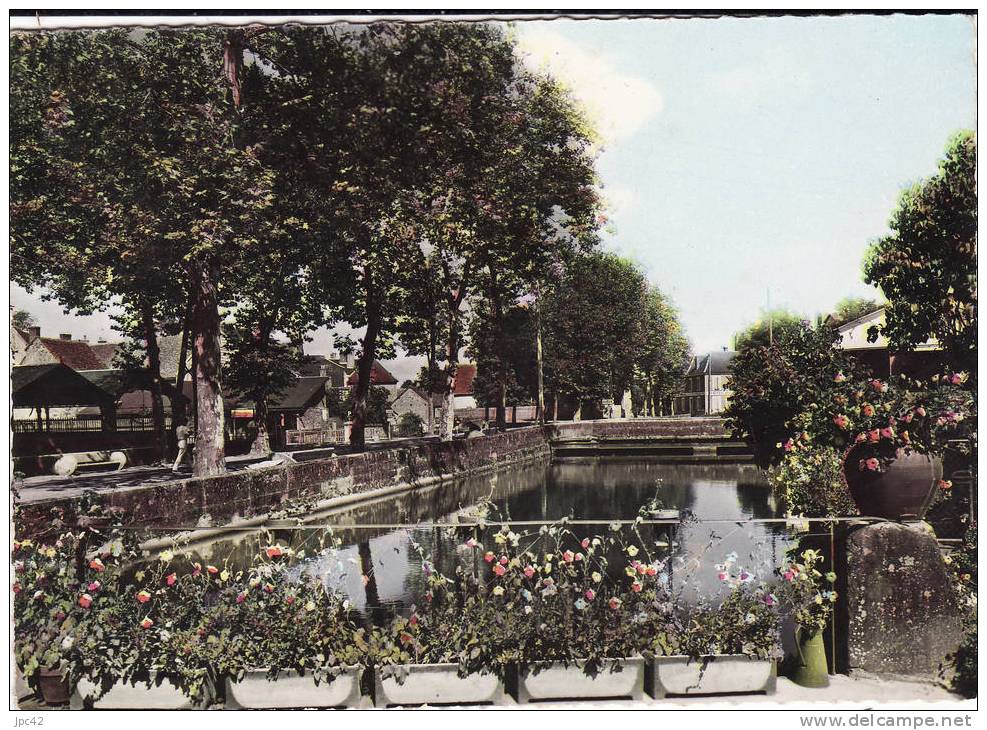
left=562, top=550, right=575, bottom=563
left=833, top=415, right=849, bottom=430
left=165, top=573, right=177, bottom=587
left=78, top=593, right=92, bottom=608
left=783, top=439, right=794, bottom=452
left=140, top=617, right=154, bottom=630
left=584, top=589, right=596, bottom=601
left=499, top=555, right=509, bottom=565
left=864, top=458, right=880, bottom=471
left=880, top=427, right=894, bottom=439
left=493, top=564, right=506, bottom=576
left=263, top=583, right=274, bottom=594
left=87, top=581, right=101, bottom=592
left=89, top=558, right=105, bottom=573
left=399, top=632, right=413, bottom=645
left=523, top=565, right=536, bottom=579
left=483, top=552, right=495, bottom=563
left=206, top=565, right=219, bottom=575
left=868, top=429, right=880, bottom=443
left=409, top=614, right=418, bottom=626
left=136, top=590, right=151, bottom=604
left=608, top=597, right=622, bottom=610
left=12, top=583, right=21, bottom=595
left=861, top=404, right=875, bottom=417
left=630, top=582, right=643, bottom=593
left=265, top=546, right=283, bottom=559
left=285, top=595, right=295, bottom=605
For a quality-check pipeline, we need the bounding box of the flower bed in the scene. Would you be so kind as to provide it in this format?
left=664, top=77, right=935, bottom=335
left=14, top=497, right=846, bottom=708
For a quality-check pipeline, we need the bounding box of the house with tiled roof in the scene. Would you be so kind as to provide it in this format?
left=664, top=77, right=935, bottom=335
left=675, top=350, right=735, bottom=416
left=828, top=307, right=946, bottom=380
left=19, top=334, right=108, bottom=371
left=452, top=363, right=477, bottom=409
left=10, top=325, right=36, bottom=364
left=346, top=359, right=400, bottom=396
left=390, top=385, right=443, bottom=434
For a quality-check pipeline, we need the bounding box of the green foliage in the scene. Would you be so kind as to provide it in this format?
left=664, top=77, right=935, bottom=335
left=724, top=321, right=863, bottom=466
left=542, top=252, right=649, bottom=406
left=943, top=522, right=977, bottom=698
left=733, top=309, right=806, bottom=351
left=340, top=386, right=390, bottom=425
left=826, top=297, right=881, bottom=328
left=468, top=302, right=538, bottom=407
left=768, top=445, right=858, bottom=518
left=11, top=309, right=36, bottom=329
left=774, top=548, right=838, bottom=634
left=863, top=131, right=977, bottom=371
left=395, top=412, right=425, bottom=438
left=633, top=287, right=690, bottom=415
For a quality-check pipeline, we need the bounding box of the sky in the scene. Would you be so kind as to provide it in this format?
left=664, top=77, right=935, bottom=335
left=10, top=13, right=977, bottom=375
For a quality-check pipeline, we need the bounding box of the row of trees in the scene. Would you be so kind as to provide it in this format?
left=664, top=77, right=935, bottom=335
left=12, top=25, right=690, bottom=475
left=467, top=252, right=690, bottom=419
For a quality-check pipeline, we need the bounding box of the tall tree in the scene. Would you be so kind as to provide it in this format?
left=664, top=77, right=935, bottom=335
left=542, top=252, right=649, bottom=416
left=863, top=130, right=977, bottom=372
left=633, top=287, right=690, bottom=416
left=732, top=309, right=806, bottom=351
left=826, top=296, right=881, bottom=328
left=11, top=29, right=280, bottom=476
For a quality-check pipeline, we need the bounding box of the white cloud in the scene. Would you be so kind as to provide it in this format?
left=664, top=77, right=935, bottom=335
left=515, top=26, right=662, bottom=143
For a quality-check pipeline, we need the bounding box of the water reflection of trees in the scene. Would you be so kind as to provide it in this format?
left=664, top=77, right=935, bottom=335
left=182, top=458, right=782, bottom=619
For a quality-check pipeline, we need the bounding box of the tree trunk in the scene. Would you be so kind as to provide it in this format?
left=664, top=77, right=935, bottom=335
left=350, top=277, right=381, bottom=451
left=486, top=269, right=507, bottom=430
left=139, top=300, right=167, bottom=463
left=439, top=318, right=460, bottom=441
left=251, top=392, right=271, bottom=455
left=535, top=284, right=545, bottom=423
left=171, top=290, right=193, bottom=430
left=191, top=258, right=226, bottom=476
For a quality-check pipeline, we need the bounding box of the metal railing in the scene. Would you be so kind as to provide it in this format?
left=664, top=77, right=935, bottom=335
left=12, top=415, right=172, bottom=433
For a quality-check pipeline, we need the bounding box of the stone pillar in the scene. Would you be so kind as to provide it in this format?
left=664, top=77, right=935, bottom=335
left=846, top=521, right=963, bottom=677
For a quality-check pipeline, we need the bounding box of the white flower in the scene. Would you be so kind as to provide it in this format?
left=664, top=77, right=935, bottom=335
left=159, top=549, right=174, bottom=562
left=60, top=636, right=74, bottom=650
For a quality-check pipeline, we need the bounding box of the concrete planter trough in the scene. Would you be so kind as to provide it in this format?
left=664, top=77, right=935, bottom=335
left=647, top=656, right=776, bottom=698
left=71, top=675, right=213, bottom=710
left=225, top=667, right=364, bottom=709
left=513, top=658, right=645, bottom=703
left=374, top=663, right=507, bottom=707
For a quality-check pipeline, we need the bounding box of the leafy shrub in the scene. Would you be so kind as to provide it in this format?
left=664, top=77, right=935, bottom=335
left=395, top=412, right=425, bottom=438
left=768, top=445, right=858, bottom=518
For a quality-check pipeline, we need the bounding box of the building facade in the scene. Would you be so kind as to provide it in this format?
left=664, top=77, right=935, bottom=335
left=675, top=351, right=735, bottom=416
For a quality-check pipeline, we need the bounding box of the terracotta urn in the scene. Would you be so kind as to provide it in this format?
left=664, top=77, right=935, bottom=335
left=842, top=445, right=942, bottom=520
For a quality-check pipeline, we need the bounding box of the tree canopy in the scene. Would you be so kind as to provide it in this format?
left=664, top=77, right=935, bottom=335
left=863, top=130, right=976, bottom=371
left=732, top=309, right=806, bottom=351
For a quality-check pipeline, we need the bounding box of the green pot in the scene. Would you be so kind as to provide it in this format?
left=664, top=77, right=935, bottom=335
left=791, top=629, right=829, bottom=688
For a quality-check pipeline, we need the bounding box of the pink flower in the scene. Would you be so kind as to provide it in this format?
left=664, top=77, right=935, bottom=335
left=950, top=373, right=964, bottom=385
left=191, top=563, right=202, bottom=577
left=880, top=427, right=894, bottom=439
left=285, top=595, right=295, bottom=606
left=762, top=593, right=777, bottom=606
left=89, top=558, right=105, bottom=573
left=855, top=432, right=868, bottom=443
left=783, top=570, right=795, bottom=582
left=864, top=458, right=880, bottom=471
left=574, top=553, right=584, bottom=562
left=783, top=439, right=794, bottom=452
left=265, top=546, right=283, bottom=559
left=834, top=373, right=846, bottom=383
left=409, top=614, right=418, bottom=626
left=645, top=566, right=657, bottom=577
left=206, top=565, right=219, bottom=575
left=833, top=415, right=849, bottom=430
left=562, top=550, right=575, bottom=563
left=717, top=571, right=728, bottom=581
left=165, top=573, right=177, bottom=587
left=464, top=538, right=478, bottom=548
left=236, top=592, right=247, bottom=604
left=493, top=564, right=506, bottom=576
left=499, top=555, right=509, bottom=565
left=584, top=589, right=596, bottom=601
left=637, top=563, right=647, bottom=575
left=140, top=617, right=153, bottom=630
left=608, top=597, right=621, bottom=610
left=87, top=581, right=101, bottom=592
left=78, top=593, right=92, bottom=608
left=12, top=583, right=21, bottom=595
left=263, top=583, right=274, bottom=594
left=915, top=406, right=927, bottom=418
left=136, top=590, right=151, bottom=604
left=630, top=582, right=643, bottom=593
left=868, top=429, right=880, bottom=443
left=861, top=404, right=875, bottom=417
left=483, top=552, right=495, bottom=563
left=523, top=565, right=536, bottom=579
left=580, top=538, right=590, bottom=549
left=869, top=379, right=887, bottom=393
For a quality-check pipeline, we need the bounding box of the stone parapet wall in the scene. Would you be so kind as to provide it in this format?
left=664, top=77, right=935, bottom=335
left=550, top=418, right=730, bottom=441
left=14, top=426, right=551, bottom=539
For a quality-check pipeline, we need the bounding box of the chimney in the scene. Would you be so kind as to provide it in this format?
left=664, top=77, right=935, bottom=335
left=59, top=333, right=72, bottom=341
left=27, top=326, right=40, bottom=341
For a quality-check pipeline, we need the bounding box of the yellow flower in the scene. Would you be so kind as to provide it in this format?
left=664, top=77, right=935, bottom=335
left=492, top=586, right=505, bottom=596
left=494, top=533, right=507, bottom=545
left=159, top=549, right=174, bottom=562
left=220, top=569, right=230, bottom=582
left=626, top=545, right=639, bottom=557
left=544, top=563, right=552, bottom=574
left=304, top=601, right=316, bottom=612
left=592, top=572, right=602, bottom=583
left=801, top=549, right=820, bottom=562
left=814, top=594, right=824, bottom=604
left=625, top=566, right=636, bottom=577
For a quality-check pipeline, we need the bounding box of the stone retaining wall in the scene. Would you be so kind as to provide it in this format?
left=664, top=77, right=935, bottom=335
left=15, top=426, right=551, bottom=538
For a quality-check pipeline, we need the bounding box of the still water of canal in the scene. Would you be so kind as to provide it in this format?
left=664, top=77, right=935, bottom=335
left=187, top=457, right=793, bottom=619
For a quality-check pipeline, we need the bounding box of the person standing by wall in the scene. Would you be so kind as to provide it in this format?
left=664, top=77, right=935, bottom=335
left=172, top=420, right=193, bottom=474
